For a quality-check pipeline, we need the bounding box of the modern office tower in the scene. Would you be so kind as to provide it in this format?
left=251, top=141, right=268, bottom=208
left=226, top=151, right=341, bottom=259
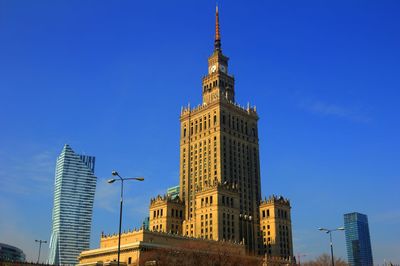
left=344, top=212, right=374, bottom=266
left=177, top=6, right=261, bottom=254
left=142, top=217, right=150, bottom=230
left=48, top=144, right=96, bottom=265
left=166, top=185, right=180, bottom=199
left=260, top=196, right=293, bottom=260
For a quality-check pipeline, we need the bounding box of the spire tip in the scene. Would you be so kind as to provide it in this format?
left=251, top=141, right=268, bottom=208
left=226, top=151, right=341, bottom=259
left=214, top=4, right=221, bottom=51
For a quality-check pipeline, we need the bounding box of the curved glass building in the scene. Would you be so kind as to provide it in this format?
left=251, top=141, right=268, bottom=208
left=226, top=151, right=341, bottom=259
left=48, top=144, right=96, bottom=265
left=0, top=243, right=26, bottom=262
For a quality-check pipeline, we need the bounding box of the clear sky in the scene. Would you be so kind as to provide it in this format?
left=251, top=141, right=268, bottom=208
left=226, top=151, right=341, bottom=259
left=1, top=0, right=399, bottom=264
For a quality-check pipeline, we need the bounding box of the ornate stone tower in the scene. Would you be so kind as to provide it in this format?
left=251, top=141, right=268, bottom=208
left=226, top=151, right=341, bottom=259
left=260, top=196, right=293, bottom=260
left=179, top=6, right=261, bottom=254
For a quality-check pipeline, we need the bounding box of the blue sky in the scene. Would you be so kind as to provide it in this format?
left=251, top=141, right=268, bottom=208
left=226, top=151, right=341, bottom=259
left=1, top=0, right=399, bottom=264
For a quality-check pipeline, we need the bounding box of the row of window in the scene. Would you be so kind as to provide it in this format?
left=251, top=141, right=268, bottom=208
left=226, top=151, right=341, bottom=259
left=153, top=209, right=163, bottom=218
left=221, top=195, right=234, bottom=207
left=181, top=137, right=217, bottom=197
left=181, top=137, right=219, bottom=214
left=182, top=110, right=258, bottom=139
left=153, top=224, right=162, bottom=231
left=182, top=112, right=218, bottom=137
left=221, top=136, right=260, bottom=212
left=203, top=78, right=233, bottom=92
left=200, top=196, right=213, bottom=206
left=170, top=208, right=183, bottom=218
left=221, top=111, right=257, bottom=138
left=261, top=209, right=289, bottom=219
left=262, top=244, right=291, bottom=257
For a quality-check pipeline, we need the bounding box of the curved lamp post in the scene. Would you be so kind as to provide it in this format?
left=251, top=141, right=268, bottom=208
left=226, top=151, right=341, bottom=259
left=108, top=170, right=144, bottom=266
left=318, top=227, right=344, bottom=266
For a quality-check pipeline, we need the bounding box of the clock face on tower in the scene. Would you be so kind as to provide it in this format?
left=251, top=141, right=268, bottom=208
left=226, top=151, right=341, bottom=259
left=209, top=65, right=217, bottom=74
left=219, top=65, right=226, bottom=73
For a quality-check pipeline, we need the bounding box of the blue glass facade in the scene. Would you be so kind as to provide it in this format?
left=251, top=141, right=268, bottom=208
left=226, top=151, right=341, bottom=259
left=344, top=212, right=373, bottom=266
left=166, top=185, right=180, bottom=199
left=48, top=144, right=96, bottom=265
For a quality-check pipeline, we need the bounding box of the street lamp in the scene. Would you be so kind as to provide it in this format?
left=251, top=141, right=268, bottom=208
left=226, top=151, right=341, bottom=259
left=34, top=239, right=47, bottom=263
left=108, top=170, right=144, bottom=266
left=296, top=253, right=307, bottom=266
left=318, top=227, right=344, bottom=266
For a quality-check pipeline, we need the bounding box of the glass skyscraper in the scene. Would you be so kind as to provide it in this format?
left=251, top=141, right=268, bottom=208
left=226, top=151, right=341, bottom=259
left=48, top=144, right=96, bottom=265
left=344, top=212, right=373, bottom=266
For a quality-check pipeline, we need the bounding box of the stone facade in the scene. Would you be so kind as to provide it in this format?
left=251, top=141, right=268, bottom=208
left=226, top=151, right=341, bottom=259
left=260, top=196, right=293, bottom=260
left=78, top=229, right=245, bottom=266
left=79, top=6, right=295, bottom=266
left=176, top=7, right=261, bottom=254
left=149, top=195, right=184, bottom=234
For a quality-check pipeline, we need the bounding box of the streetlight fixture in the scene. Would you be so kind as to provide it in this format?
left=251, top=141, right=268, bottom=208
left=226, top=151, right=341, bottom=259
left=34, top=239, right=47, bottom=263
left=108, top=170, right=144, bottom=266
left=318, top=227, right=345, bottom=266
left=296, top=253, right=307, bottom=266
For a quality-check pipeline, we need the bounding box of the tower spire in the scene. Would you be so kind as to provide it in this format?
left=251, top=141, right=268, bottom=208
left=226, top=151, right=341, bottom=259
left=214, top=4, right=221, bottom=51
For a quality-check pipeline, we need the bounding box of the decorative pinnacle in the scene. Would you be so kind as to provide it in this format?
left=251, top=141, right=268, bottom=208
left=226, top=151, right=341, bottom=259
left=214, top=4, right=221, bottom=51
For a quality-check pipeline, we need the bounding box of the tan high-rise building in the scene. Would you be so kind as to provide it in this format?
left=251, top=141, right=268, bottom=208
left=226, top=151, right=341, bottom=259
left=260, top=196, right=293, bottom=259
left=78, top=7, right=295, bottom=265
left=177, top=6, right=261, bottom=254
left=149, top=195, right=185, bottom=234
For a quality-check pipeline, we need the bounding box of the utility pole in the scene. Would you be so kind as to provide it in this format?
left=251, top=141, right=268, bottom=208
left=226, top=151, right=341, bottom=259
left=35, top=239, right=47, bottom=263
left=296, top=253, right=307, bottom=265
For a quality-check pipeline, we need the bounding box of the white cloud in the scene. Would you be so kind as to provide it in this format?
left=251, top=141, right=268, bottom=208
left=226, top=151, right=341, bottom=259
left=94, top=178, right=120, bottom=213
left=299, top=99, right=371, bottom=123
left=0, top=150, right=55, bottom=195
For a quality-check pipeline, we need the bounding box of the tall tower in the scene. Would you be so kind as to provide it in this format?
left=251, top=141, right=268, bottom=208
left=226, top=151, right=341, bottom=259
left=48, top=144, right=96, bottom=265
left=179, top=6, right=261, bottom=253
left=344, top=212, right=374, bottom=266
left=260, top=196, right=293, bottom=259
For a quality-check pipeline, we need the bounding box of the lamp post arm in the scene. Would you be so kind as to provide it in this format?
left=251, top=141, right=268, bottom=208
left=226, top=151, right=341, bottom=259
left=108, top=171, right=144, bottom=266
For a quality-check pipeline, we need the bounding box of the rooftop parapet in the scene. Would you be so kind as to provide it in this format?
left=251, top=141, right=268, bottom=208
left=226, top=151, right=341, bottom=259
left=101, top=227, right=145, bottom=239
left=180, top=100, right=257, bottom=118
left=195, top=180, right=239, bottom=194
left=100, top=228, right=244, bottom=246
left=149, top=194, right=184, bottom=206
left=260, top=195, right=291, bottom=206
